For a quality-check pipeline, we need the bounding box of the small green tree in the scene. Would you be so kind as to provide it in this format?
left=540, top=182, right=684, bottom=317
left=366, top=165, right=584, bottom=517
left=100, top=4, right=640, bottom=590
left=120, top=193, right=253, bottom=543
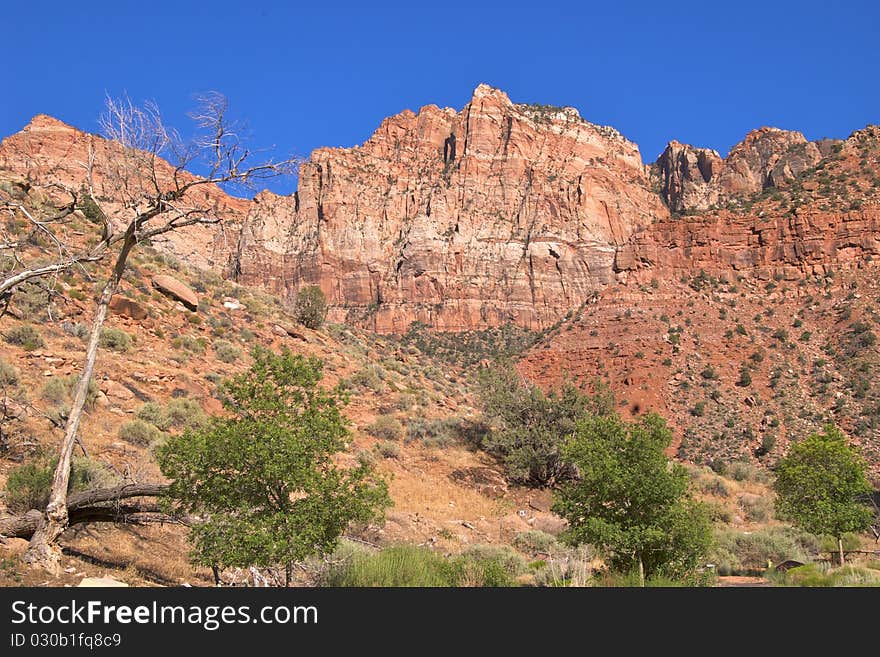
left=478, top=365, right=614, bottom=486
left=156, top=347, right=391, bottom=585
left=293, top=285, right=329, bottom=329
left=552, top=413, right=712, bottom=584
left=774, top=425, right=874, bottom=566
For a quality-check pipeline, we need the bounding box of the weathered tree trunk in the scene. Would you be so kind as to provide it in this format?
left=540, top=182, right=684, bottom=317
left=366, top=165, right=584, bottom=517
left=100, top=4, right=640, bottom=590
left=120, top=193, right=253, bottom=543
left=1, top=483, right=171, bottom=540
left=23, top=230, right=138, bottom=573
left=838, top=537, right=845, bottom=567
left=285, top=562, right=293, bottom=587
left=638, top=554, right=645, bottom=587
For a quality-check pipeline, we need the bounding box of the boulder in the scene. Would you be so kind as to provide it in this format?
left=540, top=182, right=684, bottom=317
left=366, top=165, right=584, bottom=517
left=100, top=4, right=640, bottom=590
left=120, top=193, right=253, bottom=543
left=78, top=577, right=128, bottom=587
left=109, top=296, right=148, bottom=320
left=152, top=275, right=198, bottom=311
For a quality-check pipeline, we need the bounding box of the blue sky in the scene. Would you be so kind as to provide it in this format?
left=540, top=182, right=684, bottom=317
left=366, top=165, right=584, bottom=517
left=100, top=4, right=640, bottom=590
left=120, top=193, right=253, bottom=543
left=3, top=1, right=878, bottom=195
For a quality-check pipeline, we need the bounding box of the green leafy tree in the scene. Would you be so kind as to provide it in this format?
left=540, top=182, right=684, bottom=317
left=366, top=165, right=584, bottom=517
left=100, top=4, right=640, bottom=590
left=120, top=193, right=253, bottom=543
left=156, top=347, right=391, bottom=585
left=293, top=285, right=329, bottom=329
left=774, top=425, right=874, bottom=566
left=478, top=365, right=615, bottom=486
left=552, top=413, right=712, bottom=584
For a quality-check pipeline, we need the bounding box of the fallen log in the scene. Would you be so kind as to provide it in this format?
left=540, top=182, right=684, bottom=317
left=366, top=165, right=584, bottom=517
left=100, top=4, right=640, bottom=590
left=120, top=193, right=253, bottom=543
left=0, top=483, right=175, bottom=540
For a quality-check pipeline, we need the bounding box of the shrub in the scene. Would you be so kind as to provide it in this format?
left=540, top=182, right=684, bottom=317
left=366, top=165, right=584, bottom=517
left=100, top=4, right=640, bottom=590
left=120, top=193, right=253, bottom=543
left=348, top=366, right=384, bottom=392
left=0, top=359, right=20, bottom=387
left=365, top=416, right=404, bottom=441
left=119, top=419, right=165, bottom=446
left=99, top=327, right=132, bottom=352
left=404, top=417, right=465, bottom=448
left=136, top=399, right=207, bottom=432
left=3, top=324, right=44, bottom=350
left=394, top=394, right=415, bottom=411
left=3, top=461, right=54, bottom=512
left=293, top=285, right=328, bottom=329
left=40, top=375, right=99, bottom=409
left=374, top=440, right=400, bottom=459
left=709, top=526, right=819, bottom=575
left=213, top=339, right=241, bottom=364
left=739, top=493, right=774, bottom=522
left=4, top=456, right=118, bottom=513
left=172, top=335, right=207, bottom=355
left=691, top=401, right=706, bottom=417
left=514, top=530, right=559, bottom=553
left=724, top=460, right=770, bottom=484
left=479, top=367, right=614, bottom=486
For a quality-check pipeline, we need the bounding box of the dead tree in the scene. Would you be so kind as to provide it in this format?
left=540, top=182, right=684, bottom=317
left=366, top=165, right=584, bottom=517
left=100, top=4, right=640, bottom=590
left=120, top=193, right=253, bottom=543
left=22, top=93, right=296, bottom=573
left=0, top=483, right=174, bottom=540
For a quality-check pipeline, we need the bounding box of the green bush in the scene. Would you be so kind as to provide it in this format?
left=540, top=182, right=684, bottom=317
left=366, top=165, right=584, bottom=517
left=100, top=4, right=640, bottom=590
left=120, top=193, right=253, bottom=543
left=212, top=339, right=241, bottom=364
left=365, top=416, right=404, bottom=441
left=293, top=285, right=328, bottom=329
left=3, top=324, right=45, bottom=351
left=4, top=456, right=118, bottom=513
left=99, top=327, right=132, bottom=352
left=118, top=419, right=165, bottom=446
left=3, top=461, right=53, bottom=512
left=0, top=359, right=20, bottom=387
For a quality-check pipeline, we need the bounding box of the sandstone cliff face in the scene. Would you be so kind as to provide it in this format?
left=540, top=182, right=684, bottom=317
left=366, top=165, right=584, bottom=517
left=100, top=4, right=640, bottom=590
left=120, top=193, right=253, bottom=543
left=235, top=84, right=668, bottom=331
left=3, top=99, right=877, bottom=335
left=655, top=127, right=823, bottom=213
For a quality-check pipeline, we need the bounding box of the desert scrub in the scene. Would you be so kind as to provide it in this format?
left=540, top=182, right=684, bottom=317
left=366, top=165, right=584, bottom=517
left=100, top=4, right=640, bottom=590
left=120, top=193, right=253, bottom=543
left=365, top=416, right=404, bottom=441
left=404, top=416, right=463, bottom=448
left=119, top=419, right=165, bottom=446
left=40, top=375, right=99, bottom=409
left=709, top=526, right=819, bottom=576
left=0, top=359, right=20, bottom=387
left=99, top=327, right=132, bottom=352
left=2, top=324, right=44, bottom=351
left=347, top=365, right=385, bottom=392
left=212, top=339, right=241, bottom=364
left=135, top=398, right=207, bottom=432
left=172, top=334, right=207, bottom=355
left=513, top=530, right=559, bottom=553
left=373, top=440, right=400, bottom=459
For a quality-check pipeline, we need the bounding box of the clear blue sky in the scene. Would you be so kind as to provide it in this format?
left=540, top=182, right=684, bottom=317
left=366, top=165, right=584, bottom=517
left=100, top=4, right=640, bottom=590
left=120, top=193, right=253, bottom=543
left=3, top=1, right=878, bottom=195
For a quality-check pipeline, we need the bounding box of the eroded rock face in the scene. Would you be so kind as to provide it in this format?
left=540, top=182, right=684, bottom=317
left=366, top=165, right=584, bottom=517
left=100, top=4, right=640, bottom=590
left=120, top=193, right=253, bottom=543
left=655, top=127, right=822, bottom=213
left=235, top=84, right=668, bottom=331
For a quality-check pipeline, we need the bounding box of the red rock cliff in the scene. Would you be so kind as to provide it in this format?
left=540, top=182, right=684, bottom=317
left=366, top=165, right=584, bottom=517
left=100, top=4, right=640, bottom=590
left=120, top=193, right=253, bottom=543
left=234, top=84, right=668, bottom=331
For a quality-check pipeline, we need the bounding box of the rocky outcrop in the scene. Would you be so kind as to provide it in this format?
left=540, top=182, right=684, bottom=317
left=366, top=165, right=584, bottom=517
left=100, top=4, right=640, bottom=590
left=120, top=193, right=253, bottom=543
left=655, top=127, right=822, bottom=213
left=235, top=84, right=668, bottom=331
left=0, top=114, right=249, bottom=271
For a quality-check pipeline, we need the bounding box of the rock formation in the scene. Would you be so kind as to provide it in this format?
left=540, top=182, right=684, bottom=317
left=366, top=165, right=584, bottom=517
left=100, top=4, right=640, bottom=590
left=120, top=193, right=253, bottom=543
left=234, top=84, right=668, bottom=331
left=654, top=127, right=824, bottom=213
